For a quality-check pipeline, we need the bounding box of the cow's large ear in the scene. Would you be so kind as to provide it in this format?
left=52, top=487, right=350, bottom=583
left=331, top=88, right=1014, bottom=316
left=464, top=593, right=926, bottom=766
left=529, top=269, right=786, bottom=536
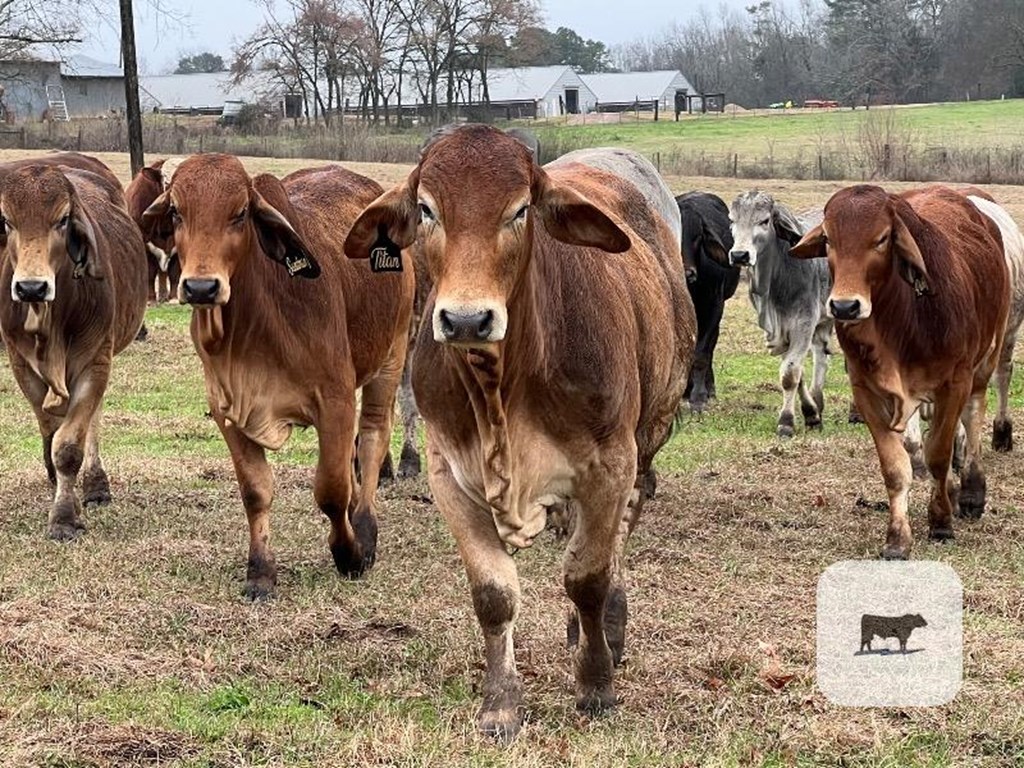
left=533, top=165, right=630, bottom=253
left=893, top=213, right=930, bottom=295
left=141, top=188, right=172, bottom=242
left=702, top=221, right=729, bottom=265
left=344, top=168, right=420, bottom=260
left=250, top=175, right=320, bottom=279
left=67, top=196, right=101, bottom=279
left=790, top=223, right=827, bottom=259
left=773, top=204, right=804, bottom=246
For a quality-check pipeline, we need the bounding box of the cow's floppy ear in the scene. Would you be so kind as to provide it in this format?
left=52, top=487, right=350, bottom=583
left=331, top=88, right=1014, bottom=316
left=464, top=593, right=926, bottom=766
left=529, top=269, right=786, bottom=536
left=893, top=213, right=930, bottom=295
left=141, top=188, right=172, bottom=242
left=702, top=221, right=729, bottom=265
left=790, top=223, right=827, bottom=259
left=344, top=167, right=420, bottom=260
left=66, top=196, right=101, bottom=279
left=532, top=165, right=630, bottom=253
left=773, top=204, right=804, bottom=246
left=250, top=176, right=320, bottom=279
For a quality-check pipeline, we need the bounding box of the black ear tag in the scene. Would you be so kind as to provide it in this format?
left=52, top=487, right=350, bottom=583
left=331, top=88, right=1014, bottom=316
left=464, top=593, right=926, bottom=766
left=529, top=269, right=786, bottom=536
left=369, top=225, right=403, bottom=273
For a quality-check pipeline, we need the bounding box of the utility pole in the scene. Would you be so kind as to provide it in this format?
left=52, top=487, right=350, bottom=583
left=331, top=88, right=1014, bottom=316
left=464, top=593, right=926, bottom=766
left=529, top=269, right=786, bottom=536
left=119, top=0, right=144, bottom=177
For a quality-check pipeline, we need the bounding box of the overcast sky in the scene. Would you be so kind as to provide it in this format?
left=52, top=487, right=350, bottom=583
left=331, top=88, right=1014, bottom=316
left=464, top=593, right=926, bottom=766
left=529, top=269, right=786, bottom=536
left=77, top=0, right=753, bottom=74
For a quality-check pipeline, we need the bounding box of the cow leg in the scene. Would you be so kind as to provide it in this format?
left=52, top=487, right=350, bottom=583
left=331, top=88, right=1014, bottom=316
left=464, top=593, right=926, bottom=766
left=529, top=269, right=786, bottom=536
left=146, top=254, right=159, bottom=304
left=992, top=330, right=1016, bottom=452
left=48, top=362, right=110, bottom=540
left=956, top=384, right=988, bottom=520
left=12, top=359, right=60, bottom=485
left=81, top=404, right=111, bottom=506
left=314, top=396, right=369, bottom=577
left=397, top=359, right=421, bottom=478
left=855, top=388, right=914, bottom=559
left=428, top=439, right=523, bottom=741
left=564, top=459, right=634, bottom=716
left=922, top=387, right=968, bottom=538
left=777, top=350, right=805, bottom=437
left=806, top=332, right=829, bottom=425
left=218, top=419, right=276, bottom=599
left=903, top=411, right=930, bottom=480
left=167, top=255, right=182, bottom=304
left=156, top=270, right=170, bottom=304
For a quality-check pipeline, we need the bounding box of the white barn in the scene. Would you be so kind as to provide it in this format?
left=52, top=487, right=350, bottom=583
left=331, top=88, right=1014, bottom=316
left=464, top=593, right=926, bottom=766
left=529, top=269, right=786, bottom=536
left=580, top=70, right=696, bottom=114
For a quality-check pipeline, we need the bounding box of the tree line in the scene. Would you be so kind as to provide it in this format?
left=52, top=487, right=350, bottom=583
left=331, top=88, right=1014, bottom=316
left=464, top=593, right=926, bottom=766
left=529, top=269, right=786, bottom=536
left=615, top=0, right=1024, bottom=108
left=230, top=0, right=612, bottom=125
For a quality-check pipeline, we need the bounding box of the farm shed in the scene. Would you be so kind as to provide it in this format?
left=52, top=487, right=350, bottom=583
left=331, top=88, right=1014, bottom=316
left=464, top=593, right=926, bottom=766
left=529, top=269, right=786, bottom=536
left=580, top=70, right=696, bottom=116
left=139, top=71, right=290, bottom=116
left=60, top=55, right=126, bottom=117
left=0, top=54, right=125, bottom=121
left=399, top=65, right=597, bottom=119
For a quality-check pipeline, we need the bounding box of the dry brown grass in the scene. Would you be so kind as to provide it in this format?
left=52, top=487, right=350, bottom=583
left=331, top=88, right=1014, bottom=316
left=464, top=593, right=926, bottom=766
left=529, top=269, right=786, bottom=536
left=0, top=150, right=1022, bottom=766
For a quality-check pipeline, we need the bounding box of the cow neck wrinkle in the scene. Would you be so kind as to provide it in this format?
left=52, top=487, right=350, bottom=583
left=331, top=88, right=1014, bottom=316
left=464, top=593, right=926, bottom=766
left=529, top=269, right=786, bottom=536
left=448, top=255, right=547, bottom=539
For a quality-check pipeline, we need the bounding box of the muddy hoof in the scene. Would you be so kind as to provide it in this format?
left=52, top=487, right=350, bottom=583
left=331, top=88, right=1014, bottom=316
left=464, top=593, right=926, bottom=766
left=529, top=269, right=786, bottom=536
left=848, top=402, right=865, bottom=425
left=575, top=687, right=617, bottom=716
left=378, top=452, right=395, bottom=484
left=993, top=419, right=1013, bottom=453
left=804, top=416, right=823, bottom=431
left=479, top=707, right=523, bottom=744
left=911, top=459, right=929, bottom=481
left=134, top=323, right=149, bottom=342
left=777, top=423, right=794, bottom=439
left=242, top=579, right=275, bottom=602
left=47, top=519, right=86, bottom=542
left=928, top=527, right=955, bottom=542
left=397, top=444, right=421, bottom=479
left=83, top=474, right=112, bottom=506
left=956, top=500, right=984, bottom=520
left=880, top=546, right=909, bottom=561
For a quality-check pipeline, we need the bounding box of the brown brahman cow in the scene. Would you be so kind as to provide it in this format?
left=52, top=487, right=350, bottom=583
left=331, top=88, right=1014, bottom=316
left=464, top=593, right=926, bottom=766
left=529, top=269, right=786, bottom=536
left=0, top=157, right=147, bottom=539
left=791, top=184, right=1008, bottom=559
left=143, top=155, right=414, bottom=599
left=345, top=126, right=694, bottom=740
left=125, top=158, right=182, bottom=303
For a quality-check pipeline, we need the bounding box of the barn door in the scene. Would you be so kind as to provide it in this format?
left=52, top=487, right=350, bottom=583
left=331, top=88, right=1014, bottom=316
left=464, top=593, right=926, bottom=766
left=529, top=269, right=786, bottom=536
left=564, top=88, right=579, bottom=114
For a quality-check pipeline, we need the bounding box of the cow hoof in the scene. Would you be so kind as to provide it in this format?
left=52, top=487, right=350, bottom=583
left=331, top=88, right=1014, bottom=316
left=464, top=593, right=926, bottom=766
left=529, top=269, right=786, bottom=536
left=993, top=419, right=1013, bottom=452
left=83, top=473, right=112, bottom=507
left=478, top=707, right=523, bottom=744
left=575, top=686, right=617, bottom=716
left=398, top=444, right=421, bottom=479
left=848, top=402, right=865, bottom=425
left=242, top=579, right=275, bottom=602
left=47, top=519, right=86, bottom=542
left=911, top=459, right=929, bottom=481
left=378, top=452, right=395, bottom=484
left=777, top=424, right=794, bottom=439
left=880, top=546, right=909, bottom=561
left=134, top=323, right=149, bottom=342
left=805, top=417, right=822, bottom=431
left=928, top=526, right=955, bottom=542
left=956, top=501, right=984, bottom=520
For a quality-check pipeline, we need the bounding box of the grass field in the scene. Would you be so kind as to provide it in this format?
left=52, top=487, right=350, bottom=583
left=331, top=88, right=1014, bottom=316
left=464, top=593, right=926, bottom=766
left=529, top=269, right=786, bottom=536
left=0, top=154, right=1023, bottom=765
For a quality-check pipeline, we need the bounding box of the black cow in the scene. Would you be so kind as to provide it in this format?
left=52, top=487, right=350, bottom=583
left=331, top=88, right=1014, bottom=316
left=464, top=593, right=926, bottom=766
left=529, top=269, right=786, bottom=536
left=676, top=192, right=741, bottom=412
left=860, top=613, right=928, bottom=653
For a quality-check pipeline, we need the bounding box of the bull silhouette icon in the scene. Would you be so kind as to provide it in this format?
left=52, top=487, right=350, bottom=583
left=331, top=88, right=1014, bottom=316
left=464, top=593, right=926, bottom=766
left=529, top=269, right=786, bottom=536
left=859, top=613, right=927, bottom=654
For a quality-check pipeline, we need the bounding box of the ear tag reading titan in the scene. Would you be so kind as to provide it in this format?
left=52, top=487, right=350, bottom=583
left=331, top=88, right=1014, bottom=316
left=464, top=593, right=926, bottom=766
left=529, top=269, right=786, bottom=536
left=369, top=226, right=403, bottom=273
left=285, top=254, right=311, bottom=276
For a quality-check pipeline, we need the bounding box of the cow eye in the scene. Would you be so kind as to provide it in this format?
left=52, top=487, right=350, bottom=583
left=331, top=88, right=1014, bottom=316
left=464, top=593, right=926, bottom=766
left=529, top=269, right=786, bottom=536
left=0, top=216, right=8, bottom=234
left=231, top=208, right=247, bottom=226
left=876, top=233, right=888, bottom=247
left=57, top=214, right=70, bottom=230
left=759, top=217, right=771, bottom=227
left=169, top=204, right=181, bottom=225
left=511, top=204, right=529, bottom=224
left=419, top=203, right=435, bottom=223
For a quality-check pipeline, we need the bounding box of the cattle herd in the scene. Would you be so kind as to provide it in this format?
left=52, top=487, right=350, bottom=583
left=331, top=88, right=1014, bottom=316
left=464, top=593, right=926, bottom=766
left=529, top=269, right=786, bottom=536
left=1, top=125, right=1023, bottom=741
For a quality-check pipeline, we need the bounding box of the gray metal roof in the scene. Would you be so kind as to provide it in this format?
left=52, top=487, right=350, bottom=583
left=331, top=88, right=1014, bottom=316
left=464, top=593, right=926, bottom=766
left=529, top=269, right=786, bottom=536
left=61, top=54, right=123, bottom=79
left=581, top=70, right=691, bottom=104
left=139, top=71, right=279, bottom=111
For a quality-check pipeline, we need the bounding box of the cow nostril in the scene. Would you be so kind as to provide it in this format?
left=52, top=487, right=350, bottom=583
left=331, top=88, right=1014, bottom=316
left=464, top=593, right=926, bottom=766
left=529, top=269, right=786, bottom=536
left=730, top=250, right=750, bottom=266
left=14, top=280, right=48, bottom=302
left=476, top=310, right=494, bottom=340
left=439, top=309, right=456, bottom=339
left=183, top=278, right=220, bottom=305
left=830, top=298, right=861, bottom=319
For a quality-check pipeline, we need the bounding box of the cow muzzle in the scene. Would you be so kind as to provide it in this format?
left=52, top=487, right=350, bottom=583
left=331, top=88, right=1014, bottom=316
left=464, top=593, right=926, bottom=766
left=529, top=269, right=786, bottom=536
left=182, top=277, right=222, bottom=305
left=433, top=301, right=508, bottom=345
left=829, top=295, right=871, bottom=322
left=729, top=250, right=751, bottom=267
left=12, top=278, right=54, bottom=303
